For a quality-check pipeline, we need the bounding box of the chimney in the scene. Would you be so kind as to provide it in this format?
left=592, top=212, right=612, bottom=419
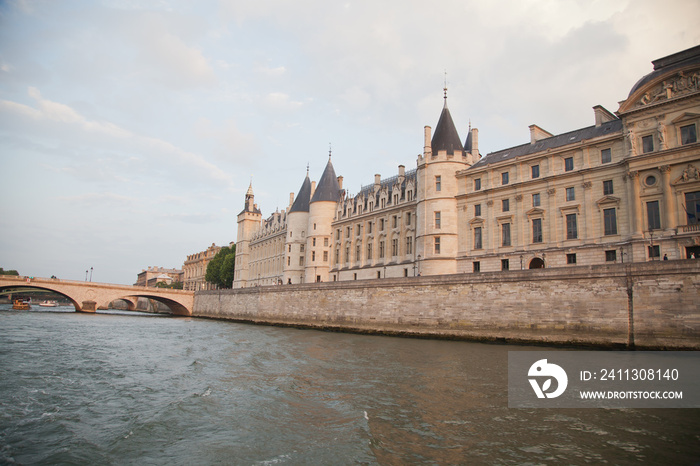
left=593, top=105, right=617, bottom=127
left=337, top=176, right=343, bottom=190
left=398, top=165, right=405, bottom=177
left=311, top=181, right=317, bottom=198
left=374, top=174, right=381, bottom=188
left=529, top=124, right=554, bottom=144
left=424, top=126, right=432, bottom=156
left=289, top=192, right=294, bottom=208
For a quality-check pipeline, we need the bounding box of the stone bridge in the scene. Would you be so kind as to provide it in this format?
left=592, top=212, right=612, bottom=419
left=0, top=275, right=194, bottom=316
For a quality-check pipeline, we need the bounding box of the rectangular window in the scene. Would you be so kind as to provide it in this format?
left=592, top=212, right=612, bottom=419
left=502, top=172, right=509, bottom=185
left=474, top=226, right=482, bottom=249
left=323, top=251, right=328, bottom=262
left=603, top=180, right=614, bottom=195
left=288, top=244, right=291, bottom=252
left=300, top=244, right=305, bottom=252
left=355, top=245, right=360, bottom=261
left=473, top=261, right=480, bottom=273
left=601, top=148, right=612, bottom=164
left=566, top=214, right=578, bottom=239
left=604, top=208, right=618, bottom=235
left=502, top=223, right=511, bottom=247
left=502, top=199, right=510, bottom=212
left=287, top=256, right=290, bottom=266
left=356, top=225, right=360, bottom=236
left=299, top=256, right=304, bottom=266
left=474, top=178, right=481, bottom=191
left=642, top=135, right=654, bottom=153
left=435, top=175, right=441, bottom=191
left=392, top=215, right=397, bottom=228
left=337, top=229, right=341, bottom=239
left=531, top=164, right=540, bottom=179
left=648, top=245, right=660, bottom=259
left=345, top=246, right=349, bottom=262
left=379, top=241, right=385, bottom=259
left=435, top=211, right=441, bottom=229
left=566, top=187, right=575, bottom=201
left=406, top=213, right=411, bottom=225
left=406, top=236, right=413, bottom=255
left=681, top=124, right=697, bottom=145
left=434, top=237, right=441, bottom=254
left=647, top=200, right=661, bottom=230
left=368, top=222, right=373, bottom=233
left=532, top=218, right=543, bottom=243
left=313, top=238, right=316, bottom=247
left=532, top=193, right=540, bottom=207
left=567, top=253, right=577, bottom=264
left=367, top=243, right=373, bottom=260
left=501, top=259, right=509, bottom=271
left=605, top=250, right=617, bottom=262
left=565, top=157, right=574, bottom=171
left=685, top=191, right=700, bottom=225
left=312, top=251, right=316, bottom=261
left=474, top=204, right=481, bottom=217
left=392, top=239, right=398, bottom=256
left=380, top=219, right=385, bottom=231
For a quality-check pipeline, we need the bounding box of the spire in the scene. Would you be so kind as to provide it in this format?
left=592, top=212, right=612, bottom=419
left=464, top=120, right=473, bottom=152
left=443, top=70, right=448, bottom=107
left=310, top=157, right=341, bottom=203
left=431, top=88, right=463, bottom=156
left=289, top=169, right=312, bottom=213
left=246, top=179, right=254, bottom=197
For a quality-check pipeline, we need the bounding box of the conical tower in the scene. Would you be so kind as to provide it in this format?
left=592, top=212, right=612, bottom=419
left=416, top=88, right=471, bottom=276
left=284, top=168, right=313, bottom=284
left=306, top=155, right=342, bottom=283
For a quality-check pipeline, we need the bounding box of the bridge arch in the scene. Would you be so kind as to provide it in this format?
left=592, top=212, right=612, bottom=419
left=0, top=276, right=194, bottom=316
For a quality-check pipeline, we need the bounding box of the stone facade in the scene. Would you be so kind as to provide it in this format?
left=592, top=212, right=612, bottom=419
left=233, top=46, right=700, bottom=288
left=198, top=261, right=700, bottom=349
left=134, top=266, right=183, bottom=287
left=182, top=243, right=222, bottom=291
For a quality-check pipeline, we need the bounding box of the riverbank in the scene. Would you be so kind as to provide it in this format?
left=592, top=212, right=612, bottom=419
left=193, top=260, right=700, bottom=349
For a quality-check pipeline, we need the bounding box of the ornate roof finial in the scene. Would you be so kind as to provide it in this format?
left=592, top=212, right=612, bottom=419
left=329, top=142, right=332, bottom=159
left=443, top=70, right=448, bottom=104
left=306, top=162, right=309, bottom=176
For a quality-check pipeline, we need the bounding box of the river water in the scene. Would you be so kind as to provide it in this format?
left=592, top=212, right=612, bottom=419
left=1, top=306, right=698, bottom=465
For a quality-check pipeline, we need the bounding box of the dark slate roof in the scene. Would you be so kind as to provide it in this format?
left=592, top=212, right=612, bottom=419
left=310, top=158, right=341, bottom=203
left=628, top=45, right=700, bottom=97
left=470, top=119, right=623, bottom=170
left=356, top=169, right=418, bottom=207
left=289, top=174, right=312, bottom=213
left=431, top=103, right=463, bottom=155
left=464, top=129, right=473, bottom=153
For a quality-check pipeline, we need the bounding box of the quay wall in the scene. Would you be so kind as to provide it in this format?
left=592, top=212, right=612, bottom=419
left=193, top=261, right=700, bottom=349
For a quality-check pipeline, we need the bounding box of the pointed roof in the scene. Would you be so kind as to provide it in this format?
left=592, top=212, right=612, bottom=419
left=431, top=97, right=463, bottom=155
left=310, top=157, right=341, bottom=203
left=289, top=170, right=312, bottom=213
left=464, top=122, right=473, bottom=152
left=246, top=181, right=254, bottom=197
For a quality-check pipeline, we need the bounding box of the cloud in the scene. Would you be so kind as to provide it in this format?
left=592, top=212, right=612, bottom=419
left=0, top=87, right=233, bottom=186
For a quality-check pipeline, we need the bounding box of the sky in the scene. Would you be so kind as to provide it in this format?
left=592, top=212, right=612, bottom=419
left=1, top=0, right=699, bottom=285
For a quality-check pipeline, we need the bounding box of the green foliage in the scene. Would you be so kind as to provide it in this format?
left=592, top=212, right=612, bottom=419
left=205, top=244, right=236, bottom=289
left=0, top=268, right=19, bottom=276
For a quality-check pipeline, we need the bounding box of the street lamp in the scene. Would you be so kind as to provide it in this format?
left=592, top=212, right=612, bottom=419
left=90, top=267, right=93, bottom=282
left=85, top=270, right=88, bottom=281
left=417, top=255, right=422, bottom=276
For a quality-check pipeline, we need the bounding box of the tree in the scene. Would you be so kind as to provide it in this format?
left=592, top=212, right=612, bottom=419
left=0, top=268, right=19, bottom=276
left=205, top=244, right=236, bottom=288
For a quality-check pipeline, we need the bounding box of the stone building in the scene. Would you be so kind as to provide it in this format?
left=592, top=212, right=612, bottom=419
left=182, top=243, right=222, bottom=291
left=134, top=266, right=183, bottom=287
left=233, top=45, right=700, bottom=288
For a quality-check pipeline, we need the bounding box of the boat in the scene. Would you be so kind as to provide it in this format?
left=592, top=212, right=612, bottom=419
left=39, top=300, right=59, bottom=307
left=12, top=299, right=31, bottom=310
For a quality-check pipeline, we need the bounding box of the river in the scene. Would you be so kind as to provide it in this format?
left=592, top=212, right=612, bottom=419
left=1, top=306, right=698, bottom=465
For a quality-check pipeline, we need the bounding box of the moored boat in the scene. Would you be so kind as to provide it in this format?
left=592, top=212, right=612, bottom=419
left=39, top=300, right=59, bottom=307
left=12, top=299, right=31, bottom=310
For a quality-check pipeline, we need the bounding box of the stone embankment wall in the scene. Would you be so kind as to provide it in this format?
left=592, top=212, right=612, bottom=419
left=193, top=261, right=700, bottom=349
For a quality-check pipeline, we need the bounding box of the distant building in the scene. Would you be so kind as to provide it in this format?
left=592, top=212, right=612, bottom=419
left=135, top=266, right=184, bottom=287
left=182, top=243, right=224, bottom=291
left=233, top=45, right=700, bottom=288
